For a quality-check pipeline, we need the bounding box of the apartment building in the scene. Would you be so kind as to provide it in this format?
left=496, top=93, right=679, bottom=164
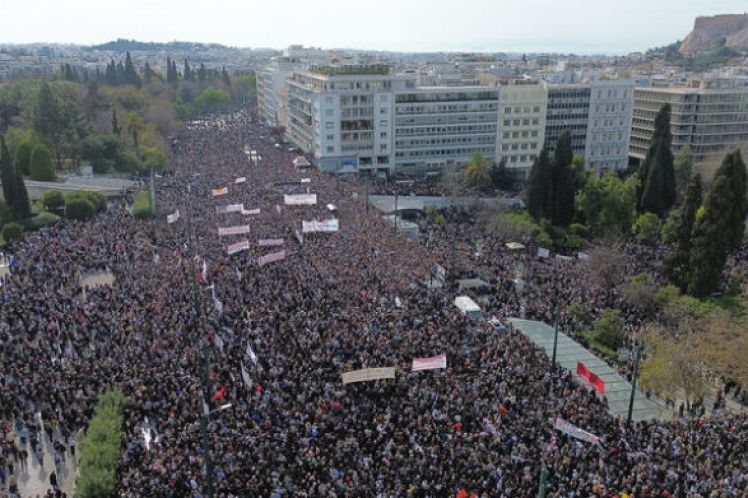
left=256, top=58, right=299, bottom=128
left=545, top=84, right=591, bottom=159
left=631, top=85, right=748, bottom=163
left=393, top=87, right=499, bottom=174
left=287, top=65, right=415, bottom=174
left=586, top=80, right=635, bottom=173
left=496, top=80, right=548, bottom=178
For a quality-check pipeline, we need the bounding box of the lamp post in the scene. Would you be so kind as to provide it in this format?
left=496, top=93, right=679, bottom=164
left=627, top=344, right=642, bottom=425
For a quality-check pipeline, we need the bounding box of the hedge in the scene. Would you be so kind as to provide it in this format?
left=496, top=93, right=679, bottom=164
left=1, top=222, right=24, bottom=242
left=41, top=190, right=66, bottom=212
left=29, top=144, right=56, bottom=181
left=132, top=191, right=153, bottom=219
left=65, top=190, right=107, bottom=213
left=65, top=198, right=96, bottom=221
left=28, top=212, right=61, bottom=229
left=75, top=389, right=127, bottom=498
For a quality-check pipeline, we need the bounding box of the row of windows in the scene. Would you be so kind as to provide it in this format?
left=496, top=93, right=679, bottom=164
left=501, top=142, right=539, bottom=151
left=502, top=118, right=541, bottom=126
left=397, top=103, right=498, bottom=113
left=502, top=130, right=540, bottom=139
left=395, top=146, right=495, bottom=158
left=394, top=124, right=497, bottom=136
left=504, top=106, right=542, bottom=114
left=395, top=136, right=495, bottom=148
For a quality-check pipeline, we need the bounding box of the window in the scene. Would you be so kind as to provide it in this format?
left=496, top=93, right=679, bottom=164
left=503, top=132, right=509, bottom=138
left=380, top=108, right=388, bottom=114
left=325, top=96, right=333, bottom=104
left=379, top=94, right=388, bottom=102
left=326, top=134, right=334, bottom=140
left=326, top=122, right=334, bottom=130
left=532, top=118, right=539, bottom=125
left=380, top=120, right=388, bottom=126
left=512, top=131, right=519, bottom=138
left=505, top=107, right=512, bottom=114
left=380, top=144, right=387, bottom=150
left=325, top=109, right=333, bottom=116
left=533, top=106, right=540, bottom=113
left=531, top=131, right=538, bottom=137
left=502, top=144, right=509, bottom=151
left=380, top=132, right=387, bottom=138
left=327, top=146, right=334, bottom=153
left=504, top=120, right=511, bottom=126
left=513, top=119, right=520, bottom=126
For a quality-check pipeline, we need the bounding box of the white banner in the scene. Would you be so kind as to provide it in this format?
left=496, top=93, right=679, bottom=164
left=301, top=178, right=311, bottom=183
left=235, top=177, right=247, bottom=184
left=216, top=204, right=244, bottom=214
left=412, top=354, right=447, bottom=372
left=552, top=417, right=601, bottom=444
left=240, top=362, right=252, bottom=388
left=538, top=247, right=550, bottom=258
left=242, top=208, right=260, bottom=216
left=341, top=367, right=396, bottom=385
left=258, top=239, right=285, bottom=247
left=167, top=210, right=180, bottom=224
left=218, top=225, right=251, bottom=236
left=302, top=219, right=339, bottom=234
left=257, top=250, right=286, bottom=267
left=284, top=194, right=317, bottom=206
left=226, top=239, right=250, bottom=255
left=211, top=187, right=228, bottom=197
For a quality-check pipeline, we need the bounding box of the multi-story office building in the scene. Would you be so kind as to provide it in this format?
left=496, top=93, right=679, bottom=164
left=393, top=87, right=499, bottom=174
left=630, top=85, right=748, bottom=163
left=287, top=65, right=415, bottom=174
left=496, top=80, right=548, bottom=178
left=586, top=80, right=635, bottom=173
left=545, top=84, right=591, bottom=159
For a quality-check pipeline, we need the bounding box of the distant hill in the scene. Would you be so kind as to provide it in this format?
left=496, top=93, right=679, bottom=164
left=85, top=39, right=231, bottom=52
left=680, top=14, right=748, bottom=54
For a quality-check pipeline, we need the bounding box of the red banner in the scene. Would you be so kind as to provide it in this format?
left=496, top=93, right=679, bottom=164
left=576, top=361, right=605, bottom=394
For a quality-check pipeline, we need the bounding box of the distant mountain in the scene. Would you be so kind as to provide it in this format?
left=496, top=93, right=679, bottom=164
left=85, top=39, right=231, bottom=52
left=680, top=14, right=748, bottom=54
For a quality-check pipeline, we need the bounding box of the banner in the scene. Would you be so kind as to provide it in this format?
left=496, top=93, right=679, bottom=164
left=412, top=354, right=447, bottom=372
left=211, top=187, right=228, bottom=197
left=302, top=219, right=339, bottom=233
left=341, top=367, right=396, bottom=385
left=257, top=250, right=286, bottom=267
left=167, top=210, right=180, bottom=224
left=537, top=247, right=550, bottom=258
left=226, top=239, right=250, bottom=255
left=576, top=362, right=605, bottom=394
left=240, top=362, right=252, bottom=388
left=284, top=193, right=317, bottom=206
left=218, top=225, right=251, bottom=236
left=552, top=416, right=601, bottom=444
left=216, top=203, right=244, bottom=214
left=301, top=178, right=311, bottom=183
left=258, top=239, right=285, bottom=247
left=242, top=208, right=260, bottom=216
left=235, top=177, right=247, bottom=184
left=245, top=343, right=258, bottom=364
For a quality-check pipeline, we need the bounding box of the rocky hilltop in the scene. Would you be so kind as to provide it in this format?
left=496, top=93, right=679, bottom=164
left=680, top=14, right=748, bottom=54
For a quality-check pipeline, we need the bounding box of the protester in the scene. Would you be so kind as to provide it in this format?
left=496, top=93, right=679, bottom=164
left=1, top=110, right=746, bottom=498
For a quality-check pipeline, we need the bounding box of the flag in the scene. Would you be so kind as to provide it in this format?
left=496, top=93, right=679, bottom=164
left=411, top=354, right=447, bottom=372
left=499, top=404, right=508, bottom=415
left=202, top=398, right=210, bottom=416
left=240, top=362, right=252, bottom=388
left=212, top=385, right=226, bottom=401
left=202, top=259, right=208, bottom=282
left=212, top=330, right=224, bottom=353
left=211, top=285, right=224, bottom=317
left=211, top=187, right=228, bottom=197
left=577, top=362, right=605, bottom=394
left=245, top=342, right=258, bottom=364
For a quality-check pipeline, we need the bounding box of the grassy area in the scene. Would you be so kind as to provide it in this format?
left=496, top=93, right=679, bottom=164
left=702, top=294, right=746, bottom=316
left=581, top=330, right=619, bottom=360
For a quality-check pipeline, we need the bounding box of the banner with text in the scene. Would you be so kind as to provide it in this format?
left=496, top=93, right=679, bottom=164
left=412, top=354, right=447, bottom=372
left=552, top=416, right=601, bottom=444
left=302, top=219, right=339, bottom=234
left=167, top=210, right=180, bottom=224
left=218, top=225, right=251, bottom=237
left=342, top=367, right=396, bottom=385
left=216, top=204, right=244, bottom=214
left=258, top=239, right=285, bottom=247
left=284, top=193, right=317, bottom=206
left=226, top=239, right=250, bottom=255
left=211, top=187, right=228, bottom=197
left=257, top=250, right=286, bottom=267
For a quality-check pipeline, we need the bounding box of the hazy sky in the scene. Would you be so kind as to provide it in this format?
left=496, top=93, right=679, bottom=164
left=1, top=0, right=746, bottom=54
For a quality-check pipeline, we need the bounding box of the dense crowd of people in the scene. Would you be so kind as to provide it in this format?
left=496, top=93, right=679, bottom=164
left=1, top=110, right=746, bottom=497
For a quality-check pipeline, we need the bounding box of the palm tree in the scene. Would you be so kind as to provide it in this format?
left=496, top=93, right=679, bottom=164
left=466, top=151, right=491, bottom=191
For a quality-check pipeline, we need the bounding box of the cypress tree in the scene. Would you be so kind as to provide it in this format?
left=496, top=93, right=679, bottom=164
left=526, top=147, right=552, bottom=221
left=550, top=131, right=575, bottom=226
left=1, top=136, right=17, bottom=216
left=170, top=60, right=178, bottom=86
left=124, top=52, right=141, bottom=87
left=112, top=109, right=121, bottom=135
left=184, top=59, right=192, bottom=81
left=639, top=104, right=675, bottom=217
left=222, top=66, right=231, bottom=88
left=198, top=63, right=206, bottom=82
left=686, top=151, right=747, bottom=296
left=143, top=62, right=154, bottom=83
left=14, top=140, right=34, bottom=176
left=166, top=57, right=173, bottom=84
left=665, top=173, right=702, bottom=291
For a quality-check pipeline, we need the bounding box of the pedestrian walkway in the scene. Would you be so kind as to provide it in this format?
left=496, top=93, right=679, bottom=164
left=508, top=318, right=660, bottom=421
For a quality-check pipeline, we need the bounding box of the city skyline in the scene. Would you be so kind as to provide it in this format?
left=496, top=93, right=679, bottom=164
left=1, top=0, right=746, bottom=54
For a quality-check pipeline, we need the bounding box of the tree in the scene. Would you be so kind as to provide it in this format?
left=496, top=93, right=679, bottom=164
left=586, top=244, right=626, bottom=305
left=222, top=66, right=231, bottom=89
left=29, top=144, right=56, bottom=181
left=589, top=309, right=625, bottom=351
left=571, top=154, right=588, bottom=192
left=184, top=59, right=193, bottom=82
left=13, top=140, right=34, bottom=176
left=143, top=62, right=154, bottom=83
left=1, top=136, right=17, bottom=216
left=633, top=212, right=661, bottom=244
left=576, top=172, right=639, bottom=239
left=198, top=63, right=207, bottom=82
left=65, top=197, right=96, bottom=221
left=124, top=52, right=141, bottom=87
left=622, top=273, right=658, bottom=315
left=80, top=134, right=123, bottom=174
left=664, top=173, right=702, bottom=290
left=639, top=104, right=676, bottom=217
left=111, top=109, right=121, bottom=135
left=674, top=145, right=694, bottom=202
left=687, top=151, right=747, bottom=296
left=465, top=151, right=492, bottom=191
left=526, top=147, right=551, bottom=220
left=33, top=82, right=63, bottom=165
left=697, top=314, right=748, bottom=390
left=490, top=157, right=513, bottom=190
left=550, top=131, right=575, bottom=226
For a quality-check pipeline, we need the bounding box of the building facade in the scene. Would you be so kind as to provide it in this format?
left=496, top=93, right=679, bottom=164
left=257, top=58, right=298, bottom=128
left=631, top=85, right=748, bottom=163
left=586, top=80, right=635, bottom=173
left=545, top=84, right=591, bottom=159
left=393, top=87, right=499, bottom=174
left=496, top=81, right=548, bottom=178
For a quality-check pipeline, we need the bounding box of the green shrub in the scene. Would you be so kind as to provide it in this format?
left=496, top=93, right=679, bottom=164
left=1, top=222, right=24, bottom=242
left=29, top=144, right=56, bottom=181
left=41, top=190, right=66, bottom=212
left=590, top=309, right=625, bottom=351
left=0, top=199, right=12, bottom=228
left=65, top=198, right=96, bottom=221
left=75, top=389, right=127, bottom=498
left=634, top=212, right=661, bottom=244
left=14, top=140, right=35, bottom=176
left=132, top=190, right=153, bottom=219
left=65, top=191, right=107, bottom=213
left=28, top=212, right=61, bottom=229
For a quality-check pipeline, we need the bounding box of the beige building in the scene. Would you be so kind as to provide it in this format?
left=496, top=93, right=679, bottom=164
left=496, top=80, right=548, bottom=178
left=631, top=85, right=748, bottom=163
